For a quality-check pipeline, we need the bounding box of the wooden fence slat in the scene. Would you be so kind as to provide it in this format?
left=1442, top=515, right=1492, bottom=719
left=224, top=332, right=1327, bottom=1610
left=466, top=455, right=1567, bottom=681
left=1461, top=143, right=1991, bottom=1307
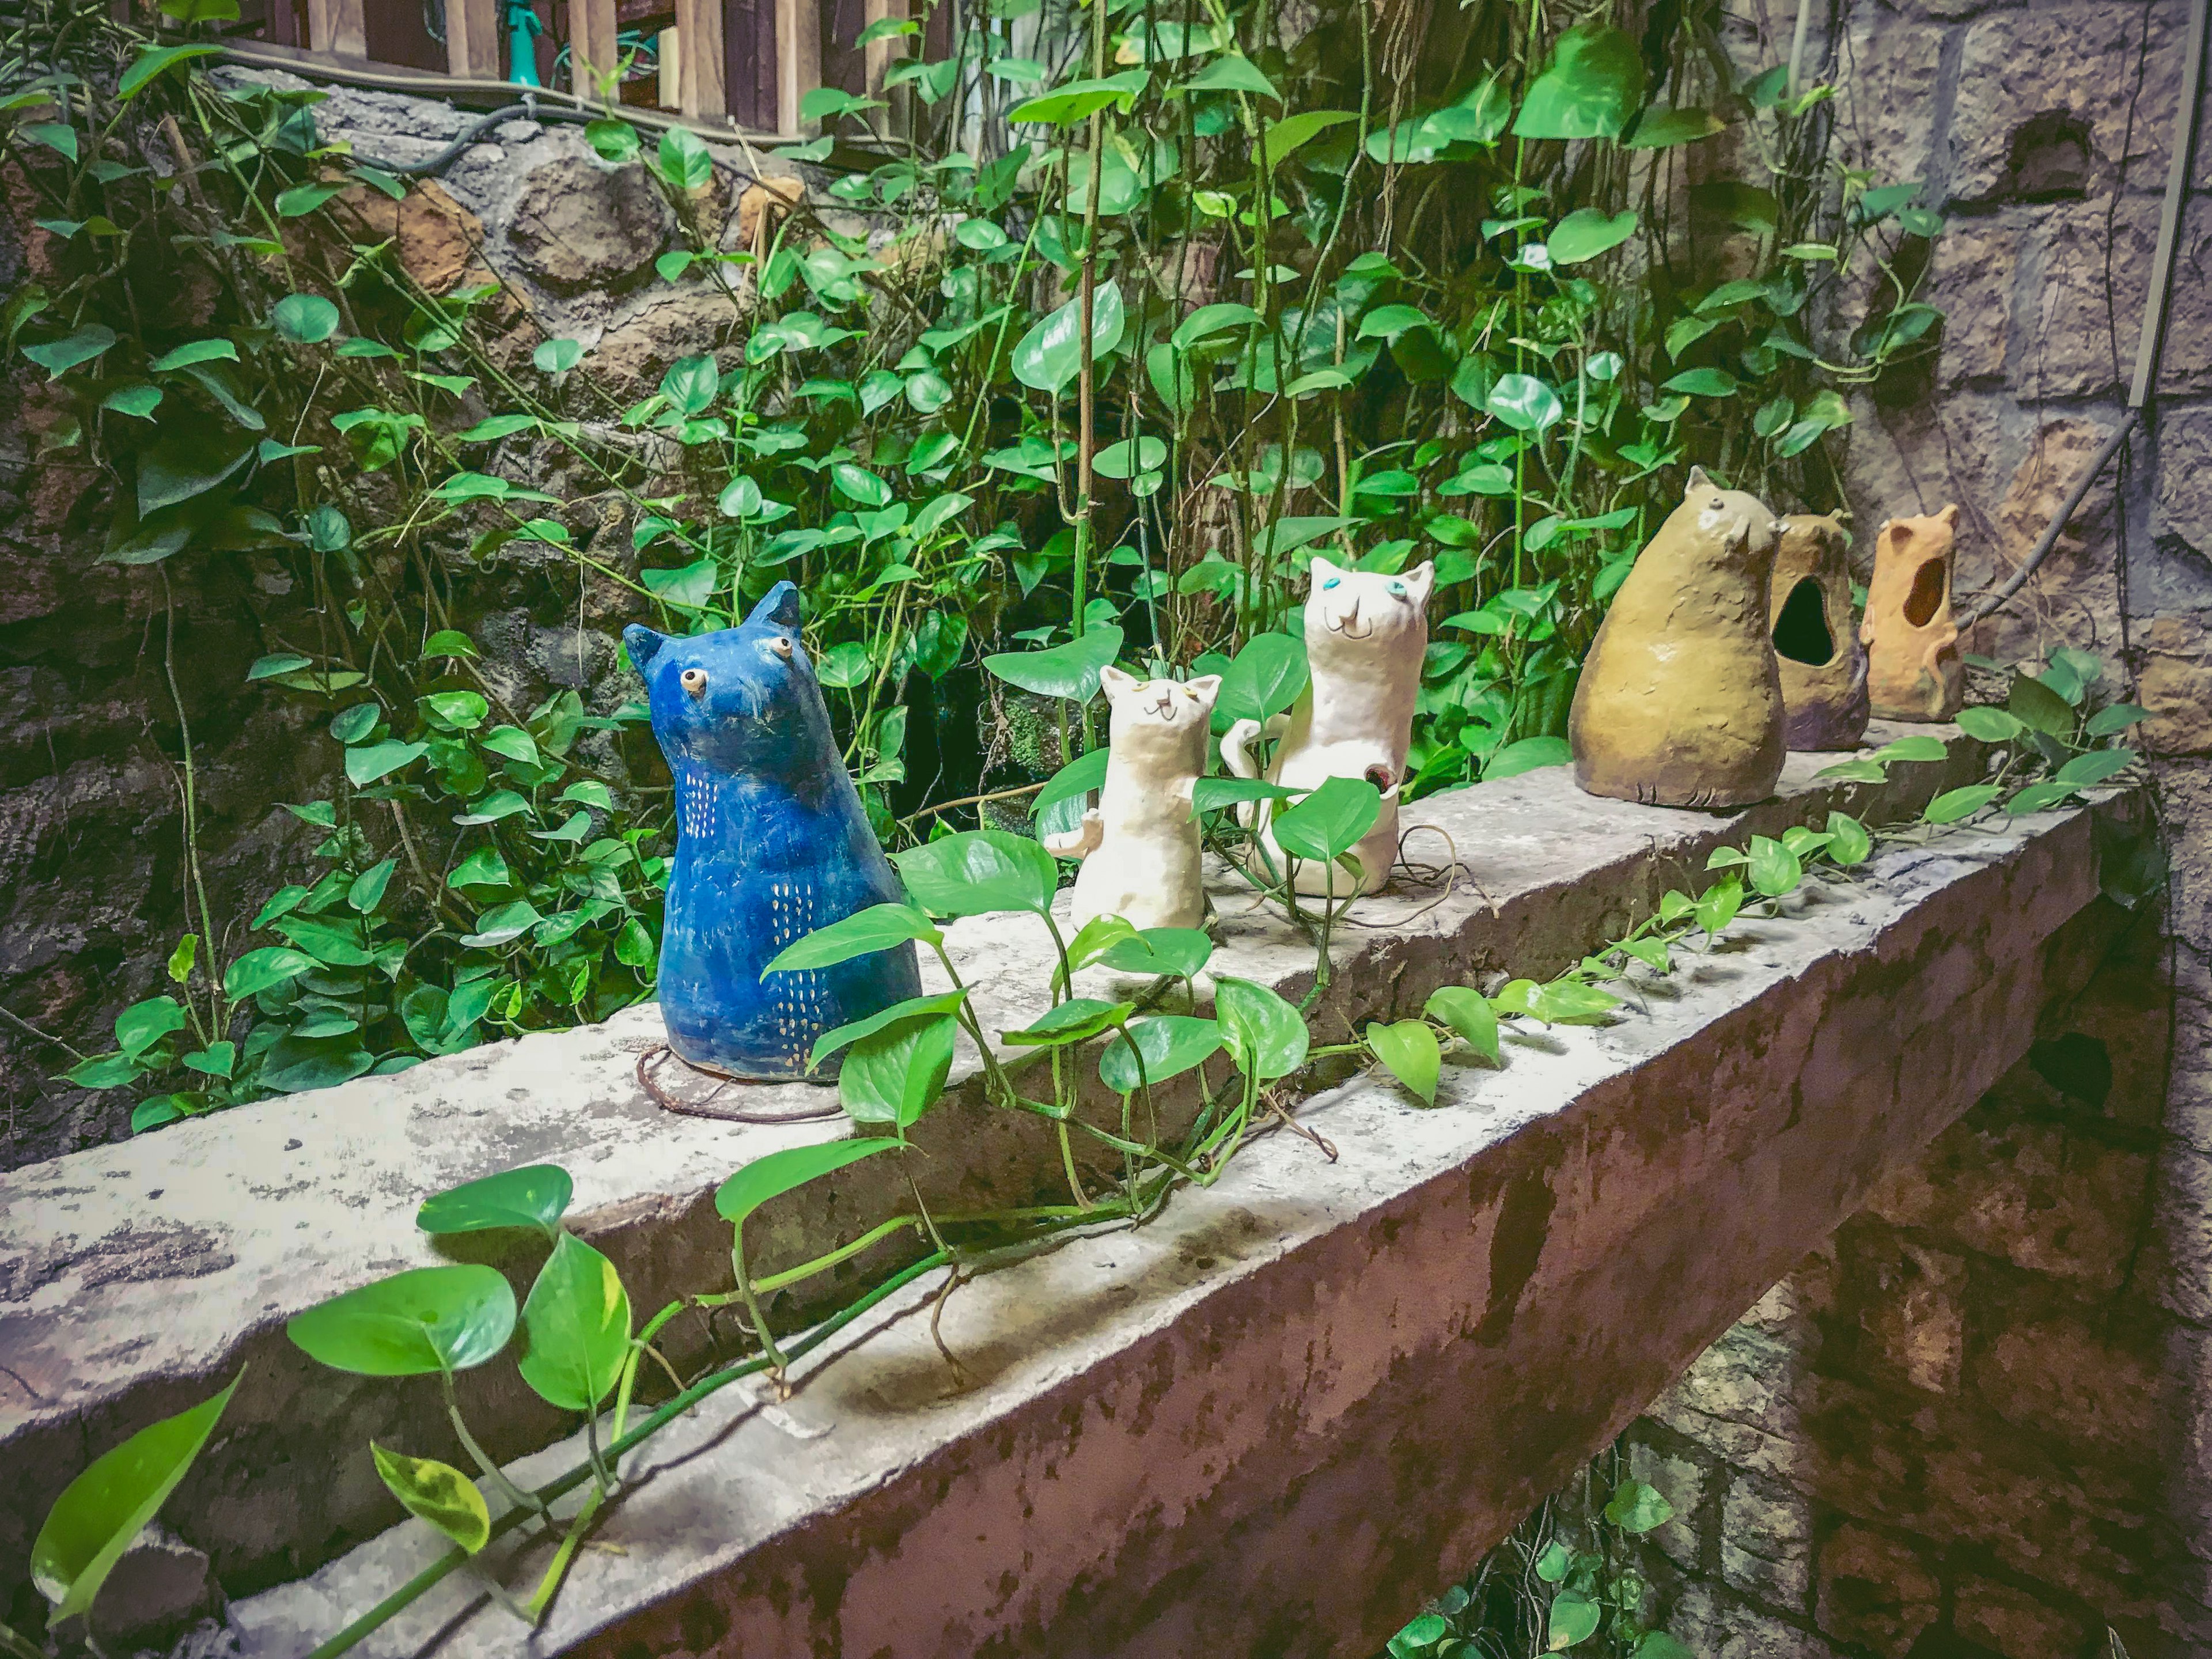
left=443, top=0, right=502, bottom=77
left=775, top=0, right=821, bottom=134
left=861, top=0, right=906, bottom=134
left=570, top=0, right=620, bottom=98
left=305, top=0, right=365, bottom=58
left=675, top=0, right=727, bottom=119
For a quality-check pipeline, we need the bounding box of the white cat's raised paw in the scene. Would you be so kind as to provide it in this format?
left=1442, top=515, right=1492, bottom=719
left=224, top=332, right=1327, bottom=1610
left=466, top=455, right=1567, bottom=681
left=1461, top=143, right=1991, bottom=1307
left=1041, top=808, right=1103, bottom=861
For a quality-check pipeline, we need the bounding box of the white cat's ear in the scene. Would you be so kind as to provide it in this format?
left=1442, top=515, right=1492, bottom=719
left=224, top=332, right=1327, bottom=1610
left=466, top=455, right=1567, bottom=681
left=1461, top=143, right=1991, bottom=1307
left=1184, top=673, right=1224, bottom=710
left=1309, top=554, right=1347, bottom=586
left=1097, top=664, right=1139, bottom=702
left=1402, top=560, right=1435, bottom=606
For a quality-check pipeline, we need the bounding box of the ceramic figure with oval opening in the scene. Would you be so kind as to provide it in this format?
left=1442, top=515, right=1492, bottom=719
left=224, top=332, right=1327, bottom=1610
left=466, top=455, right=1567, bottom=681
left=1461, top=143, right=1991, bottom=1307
left=1862, top=506, right=1964, bottom=722
left=1569, top=467, right=1787, bottom=808
left=1221, top=556, right=1434, bottom=897
left=625, top=583, right=921, bottom=1080
left=1768, top=512, right=1870, bottom=751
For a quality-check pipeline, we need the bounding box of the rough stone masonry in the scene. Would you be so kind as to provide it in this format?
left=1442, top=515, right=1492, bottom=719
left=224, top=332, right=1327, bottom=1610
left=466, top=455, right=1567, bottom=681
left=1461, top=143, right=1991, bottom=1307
left=1605, top=1, right=2212, bottom=1656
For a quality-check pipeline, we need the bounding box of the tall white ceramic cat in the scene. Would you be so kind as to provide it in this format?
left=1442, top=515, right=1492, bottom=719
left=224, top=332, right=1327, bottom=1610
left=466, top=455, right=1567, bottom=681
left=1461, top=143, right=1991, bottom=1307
left=1043, top=667, right=1223, bottom=931
left=1221, top=556, right=1434, bottom=897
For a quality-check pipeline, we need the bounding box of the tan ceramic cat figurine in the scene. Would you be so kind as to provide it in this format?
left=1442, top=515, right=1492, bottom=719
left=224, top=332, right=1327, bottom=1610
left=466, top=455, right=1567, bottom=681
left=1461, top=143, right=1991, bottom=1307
left=1043, top=667, right=1222, bottom=931
left=1569, top=467, right=1786, bottom=808
left=1221, top=556, right=1434, bottom=897
left=1862, top=506, right=1964, bottom=721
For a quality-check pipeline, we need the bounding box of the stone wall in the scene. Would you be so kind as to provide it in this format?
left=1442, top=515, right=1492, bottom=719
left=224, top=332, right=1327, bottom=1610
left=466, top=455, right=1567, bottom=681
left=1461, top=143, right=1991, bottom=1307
left=1620, top=0, right=2212, bottom=1654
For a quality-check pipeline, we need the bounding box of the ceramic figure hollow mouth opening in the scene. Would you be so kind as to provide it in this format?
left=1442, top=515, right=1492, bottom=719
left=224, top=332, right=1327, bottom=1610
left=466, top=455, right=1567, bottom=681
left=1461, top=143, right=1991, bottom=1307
left=1770, top=512, right=1870, bottom=752
left=1569, top=467, right=1786, bottom=810
left=1862, top=505, right=1964, bottom=722
left=625, top=582, right=922, bottom=1081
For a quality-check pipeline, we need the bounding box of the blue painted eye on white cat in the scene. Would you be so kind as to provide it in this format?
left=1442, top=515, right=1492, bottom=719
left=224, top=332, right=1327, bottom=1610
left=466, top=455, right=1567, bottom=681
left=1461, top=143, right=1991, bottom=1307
left=1322, top=577, right=1341, bottom=590
left=1387, top=581, right=1407, bottom=599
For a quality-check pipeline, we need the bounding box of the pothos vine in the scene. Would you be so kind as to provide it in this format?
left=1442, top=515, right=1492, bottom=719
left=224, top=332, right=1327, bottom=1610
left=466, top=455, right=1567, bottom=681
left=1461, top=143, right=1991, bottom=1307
left=7, top=0, right=1945, bottom=1134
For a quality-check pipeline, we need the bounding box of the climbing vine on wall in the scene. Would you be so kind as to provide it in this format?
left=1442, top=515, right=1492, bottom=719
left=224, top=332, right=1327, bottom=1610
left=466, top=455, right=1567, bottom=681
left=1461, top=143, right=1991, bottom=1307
left=3, top=0, right=1942, bottom=1131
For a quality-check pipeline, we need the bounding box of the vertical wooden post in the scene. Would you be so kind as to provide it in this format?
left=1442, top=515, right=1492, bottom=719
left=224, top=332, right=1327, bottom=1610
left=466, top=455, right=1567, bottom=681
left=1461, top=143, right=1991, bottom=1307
left=570, top=0, right=621, bottom=97
left=862, top=0, right=906, bottom=134
left=775, top=0, right=822, bottom=136
left=444, top=0, right=502, bottom=77
left=658, top=26, right=682, bottom=108
left=306, top=0, right=366, bottom=58
left=675, top=0, right=728, bottom=119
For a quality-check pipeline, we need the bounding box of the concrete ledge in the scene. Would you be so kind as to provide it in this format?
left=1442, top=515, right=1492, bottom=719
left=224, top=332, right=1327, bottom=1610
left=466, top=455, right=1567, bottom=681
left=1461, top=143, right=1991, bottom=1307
left=0, top=729, right=1990, bottom=1601
left=218, top=794, right=2127, bottom=1656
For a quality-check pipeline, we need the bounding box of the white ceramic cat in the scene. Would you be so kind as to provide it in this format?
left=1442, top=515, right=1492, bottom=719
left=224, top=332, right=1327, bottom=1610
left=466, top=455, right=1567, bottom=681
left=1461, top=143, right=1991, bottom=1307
left=1043, top=667, right=1223, bottom=931
left=1221, top=556, right=1433, bottom=897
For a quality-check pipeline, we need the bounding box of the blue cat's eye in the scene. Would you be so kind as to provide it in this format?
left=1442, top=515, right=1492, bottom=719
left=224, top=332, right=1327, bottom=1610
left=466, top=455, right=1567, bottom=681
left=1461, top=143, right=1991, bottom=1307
left=1321, top=576, right=1342, bottom=590
left=1387, top=581, right=1407, bottom=597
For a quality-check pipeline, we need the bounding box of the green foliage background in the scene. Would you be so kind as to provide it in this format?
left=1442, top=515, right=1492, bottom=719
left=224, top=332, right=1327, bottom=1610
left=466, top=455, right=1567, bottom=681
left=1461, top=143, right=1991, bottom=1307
left=2, top=0, right=1942, bottom=1125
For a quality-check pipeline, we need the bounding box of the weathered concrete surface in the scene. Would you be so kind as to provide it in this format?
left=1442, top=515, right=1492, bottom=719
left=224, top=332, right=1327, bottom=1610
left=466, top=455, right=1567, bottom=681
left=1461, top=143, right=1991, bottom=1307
left=0, top=730, right=1984, bottom=1605
left=219, top=794, right=2124, bottom=1658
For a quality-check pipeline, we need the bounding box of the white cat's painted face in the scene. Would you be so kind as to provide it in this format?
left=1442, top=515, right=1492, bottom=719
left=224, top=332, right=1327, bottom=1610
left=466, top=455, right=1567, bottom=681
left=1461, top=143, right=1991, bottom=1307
left=1304, top=558, right=1434, bottom=659
left=1100, top=666, right=1221, bottom=762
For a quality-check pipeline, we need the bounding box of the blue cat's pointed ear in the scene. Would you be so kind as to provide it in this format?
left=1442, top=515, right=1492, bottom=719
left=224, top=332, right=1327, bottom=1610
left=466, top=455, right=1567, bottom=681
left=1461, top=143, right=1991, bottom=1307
left=624, top=624, right=669, bottom=674
left=745, top=581, right=804, bottom=630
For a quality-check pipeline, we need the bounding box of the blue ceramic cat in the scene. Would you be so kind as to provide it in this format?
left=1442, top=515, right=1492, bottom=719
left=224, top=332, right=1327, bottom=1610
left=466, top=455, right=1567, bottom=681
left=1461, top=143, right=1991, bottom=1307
left=625, top=584, right=922, bottom=1079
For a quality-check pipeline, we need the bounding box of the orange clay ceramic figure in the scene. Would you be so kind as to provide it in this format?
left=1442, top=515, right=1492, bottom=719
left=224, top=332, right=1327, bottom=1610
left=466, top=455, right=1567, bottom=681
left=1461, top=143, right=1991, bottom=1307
left=1861, top=506, right=1964, bottom=722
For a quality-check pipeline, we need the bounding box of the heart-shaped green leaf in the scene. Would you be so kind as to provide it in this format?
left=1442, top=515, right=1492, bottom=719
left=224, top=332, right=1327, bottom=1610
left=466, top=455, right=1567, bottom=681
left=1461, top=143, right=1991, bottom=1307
left=1512, top=22, right=1645, bottom=140
left=1424, top=986, right=1499, bottom=1065
left=1217, top=631, right=1309, bottom=722
left=1367, top=1019, right=1441, bottom=1104
left=1215, top=976, right=1309, bottom=1080
left=1099, top=1014, right=1222, bottom=1094
left=32, top=1372, right=242, bottom=1621
left=1002, top=998, right=1133, bottom=1047
left=1603, top=1478, right=1676, bottom=1533
left=1272, top=776, right=1383, bottom=865
left=287, top=1266, right=517, bottom=1377
left=983, top=624, right=1124, bottom=703
left=517, top=1233, right=632, bottom=1412
left=1924, top=783, right=2002, bottom=824
left=1954, top=706, right=2027, bottom=743
left=1824, top=811, right=1873, bottom=866
left=1545, top=207, right=1638, bottom=264
left=416, top=1164, right=573, bottom=1241
left=894, top=829, right=1060, bottom=917
left=372, top=1443, right=489, bottom=1554
left=1098, top=926, right=1215, bottom=981
left=764, top=903, right=941, bottom=975
left=272, top=294, right=340, bottom=344
left=1012, top=280, right=1126, bottom=393
left=716, top=1138, right=899, bottom=1231
left=1486, top=373, right=1565, bottom=433
left=840, top=1012, right=959, bottom=1128
left=809, top=990, right=968, bottom=1070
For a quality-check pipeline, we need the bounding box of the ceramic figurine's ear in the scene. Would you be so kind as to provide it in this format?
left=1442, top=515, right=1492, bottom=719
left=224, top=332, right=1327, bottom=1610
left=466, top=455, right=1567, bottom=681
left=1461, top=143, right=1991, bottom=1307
left=1309, top=555, right=1347, bottom=588
left=745, top=581, right=804, bottom=630
left=624, top=624, right=669, bottom=675
left=1098, top=664, right=1140, bottom=702
left=1937, top=503, right=1961, bottom=529
left=1685, top=465, right=1714, bottom=497
left=1184, top=673, right=1224, bottom=710
left=1402, top=560, right=1436, bottom=605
